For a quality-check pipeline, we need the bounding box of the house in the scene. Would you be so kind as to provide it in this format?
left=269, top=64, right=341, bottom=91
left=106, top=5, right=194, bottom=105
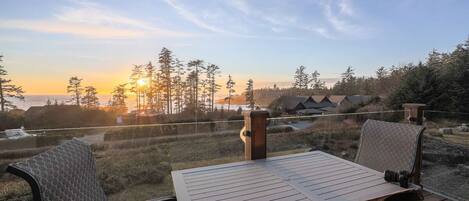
left=270, top=95, right=376, bottom=115
left=337, top=95, right=375, bottom=112
left=328, top=95, right=346, bottom=106
left=269, top=96, right=309, bottom=114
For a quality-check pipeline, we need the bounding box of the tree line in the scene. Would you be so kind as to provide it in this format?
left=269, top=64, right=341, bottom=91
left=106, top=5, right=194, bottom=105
left=388, top=38, right=469, bottom=112
left=64, top=47, right=256, bottom=115
left=2, top=36, right=469, bottom=126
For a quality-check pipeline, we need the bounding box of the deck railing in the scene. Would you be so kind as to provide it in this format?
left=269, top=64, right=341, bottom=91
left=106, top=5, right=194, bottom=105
left=0, top=107, right=468, bottom=201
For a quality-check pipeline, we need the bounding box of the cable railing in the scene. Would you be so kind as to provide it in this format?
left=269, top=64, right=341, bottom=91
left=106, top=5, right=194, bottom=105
left=23, top=119, right=245, bottom=133
left=267, top=110, right=404, bottom=120
left=1, top=109, right=468, bottom=201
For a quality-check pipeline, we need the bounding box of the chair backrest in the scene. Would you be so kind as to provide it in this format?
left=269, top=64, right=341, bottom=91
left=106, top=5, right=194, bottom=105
left=355, top=119, right=425, bottom=174
left=7, top=138, right=106, bottom=201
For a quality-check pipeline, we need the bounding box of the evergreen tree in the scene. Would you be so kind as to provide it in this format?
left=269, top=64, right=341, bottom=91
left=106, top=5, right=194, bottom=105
left=225, top=75, right=236, bottom=111
left=206, top=64, right=221, bottom=112
left=342, top=66, right=355, bottom=82
left=67, top=76, right=83, bottom=106
left=145, top=62, right=156, bottom=111
left=110, top=84, right=128, bottom=114
left=333, top=66, right=356, bottom=95
left=245, top=79, right=255, bottom=110
left=184, top=71, right=198, bottom=112
left=440, top=39, right=469, bottom=112
left=311, top=70, right=325, bottom=90
left=172, top=58, right=185, bottom=113
left=293, top=65, right=310, bottom=89
left=159, top=47, right=174, bottom=114
left=388, top=63, right=445, bottom=110
left=199, top=78, right=208, bottom=111
left=0, top=55, right=24, bottom=111
left=187, top=59, right=205, bottom=113
left=375, top=66, right=389, bottom=95
left=129, top=65, right=144, bottom=112
left=82, top=86, right=99, bottom=109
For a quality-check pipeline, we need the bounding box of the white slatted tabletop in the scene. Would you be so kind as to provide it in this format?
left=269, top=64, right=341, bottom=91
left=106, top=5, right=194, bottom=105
left=171, top=151, right=413, bottom=201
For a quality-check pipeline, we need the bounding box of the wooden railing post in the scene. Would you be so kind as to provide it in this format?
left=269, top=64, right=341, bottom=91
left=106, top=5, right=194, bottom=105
left=403, top=103, right=426, bottom=186
left=241, top=110, right=269, bottom=160
left=403, top=103, right=426, bottom=125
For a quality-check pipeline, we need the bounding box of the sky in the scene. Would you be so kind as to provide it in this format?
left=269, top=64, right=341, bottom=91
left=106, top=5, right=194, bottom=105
left=1, top=0, right=469, bottom=95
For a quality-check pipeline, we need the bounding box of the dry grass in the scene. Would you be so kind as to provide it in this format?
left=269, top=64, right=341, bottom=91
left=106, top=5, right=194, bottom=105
left=0, top=120, right=363, bottom=201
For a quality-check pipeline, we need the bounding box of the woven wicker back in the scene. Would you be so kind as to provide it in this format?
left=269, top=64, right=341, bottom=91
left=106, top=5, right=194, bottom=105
left=355, top=119, right=424, bottom=174
left=7, top=138, right=106, bottom=201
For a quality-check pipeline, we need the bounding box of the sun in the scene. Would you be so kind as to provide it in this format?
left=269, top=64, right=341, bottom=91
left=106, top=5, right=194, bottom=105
left=137, top=78, right=147, bottom=87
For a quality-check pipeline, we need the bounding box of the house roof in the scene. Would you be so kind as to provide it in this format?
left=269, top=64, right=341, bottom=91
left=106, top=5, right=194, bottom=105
left=311, top=95, right=326, bottom=103
left=345, top=95, right=373, bottom=105
left=328, top=95, right=346, bottom=104
left=302, top=97, right=318, bottom=108
left=275, top=96, right=309, bottom=110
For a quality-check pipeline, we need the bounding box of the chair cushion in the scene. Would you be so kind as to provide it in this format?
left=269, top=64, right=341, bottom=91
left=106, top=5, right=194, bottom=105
left=355, top=119, right=424, bottom=173
left=7, top=138, right=106, bottom=201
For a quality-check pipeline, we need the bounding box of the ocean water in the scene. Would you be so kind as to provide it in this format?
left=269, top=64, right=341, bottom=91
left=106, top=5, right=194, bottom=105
left=8, top=95, right=250, bottom=111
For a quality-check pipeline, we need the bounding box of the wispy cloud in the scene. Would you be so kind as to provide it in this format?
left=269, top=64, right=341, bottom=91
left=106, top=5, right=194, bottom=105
left=319, top=0, right=369, bottom=38
left=0, top=19, right=146, bottom=39
left=338, top=0, right=354, bottom=16
left=0, top=1, right=192, bottom=39
left=227, top=0, right=369, bottom=39
left=227, top=0, right=331, bottom=39
left=164, top=0, right=231, bottom=35
left=164, top=0, right=302, bottom=40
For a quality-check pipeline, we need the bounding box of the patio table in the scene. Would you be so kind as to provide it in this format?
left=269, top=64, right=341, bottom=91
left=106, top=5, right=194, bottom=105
left=171, top=151, right=414, bottom=201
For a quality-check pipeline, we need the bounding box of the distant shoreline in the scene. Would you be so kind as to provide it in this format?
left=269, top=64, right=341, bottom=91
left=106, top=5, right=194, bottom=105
left=8, top=95, right=249, bottom=111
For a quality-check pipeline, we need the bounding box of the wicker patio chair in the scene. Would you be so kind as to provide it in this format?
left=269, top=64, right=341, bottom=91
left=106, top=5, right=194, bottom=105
left=7, top=138, right=176, bottom=201
left=355, top=119, right=425, bottom=179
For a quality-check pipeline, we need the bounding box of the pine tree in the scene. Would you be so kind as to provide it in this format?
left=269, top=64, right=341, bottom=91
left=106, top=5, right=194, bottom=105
left=159, top=47, right=174, bottom=114
left=172, top=58, right=185, bottom=113
left=67, top=76, right=83, bottom=106
left=245, top=79, right=255, bottom=110
left=81, top=86, right=99, bottom=109
left=342, top=66, right=355, bottom=82
left=110, top=84, right=128, bottom=114
left=129, top=65, right=144, bottom=113
left=206, top=64, right=221, bottom=112
left=187, top=59, right=205, bottom=113
left=225, top=75, right=236, bottom=111
left=145, top=62, right=156, bottom=111
left=293, top=65, right=310, bottom=89
left=333, top=66, right=356, bottom=95
left=311, top=70, right=325, bottom=90
left=200, top=78, right=209, bottom=111
left=184, top=71, right=197, bottom=112
left=0, top=55, right=25, bottom=111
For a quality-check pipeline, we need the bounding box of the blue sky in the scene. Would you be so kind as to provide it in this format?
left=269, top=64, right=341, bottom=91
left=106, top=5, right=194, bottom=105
left=1, top=0, right=469, bottom=94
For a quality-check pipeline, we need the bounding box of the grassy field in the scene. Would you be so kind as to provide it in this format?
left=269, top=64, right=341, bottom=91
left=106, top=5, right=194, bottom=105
left=2, top=115, right=467, bottom=201
left=0, top=117, right=364, bottom=201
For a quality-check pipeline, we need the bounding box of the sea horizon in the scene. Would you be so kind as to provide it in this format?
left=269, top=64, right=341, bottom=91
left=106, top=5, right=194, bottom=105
left=7, top=95, right=250, bottom=111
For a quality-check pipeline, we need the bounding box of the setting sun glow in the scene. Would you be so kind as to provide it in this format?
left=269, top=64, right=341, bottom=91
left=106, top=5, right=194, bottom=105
left=137, top=78, right=147, bottom=87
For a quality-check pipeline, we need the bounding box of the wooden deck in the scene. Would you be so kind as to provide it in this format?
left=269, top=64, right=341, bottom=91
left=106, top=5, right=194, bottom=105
left=422, top=190, right=450, bottom=201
